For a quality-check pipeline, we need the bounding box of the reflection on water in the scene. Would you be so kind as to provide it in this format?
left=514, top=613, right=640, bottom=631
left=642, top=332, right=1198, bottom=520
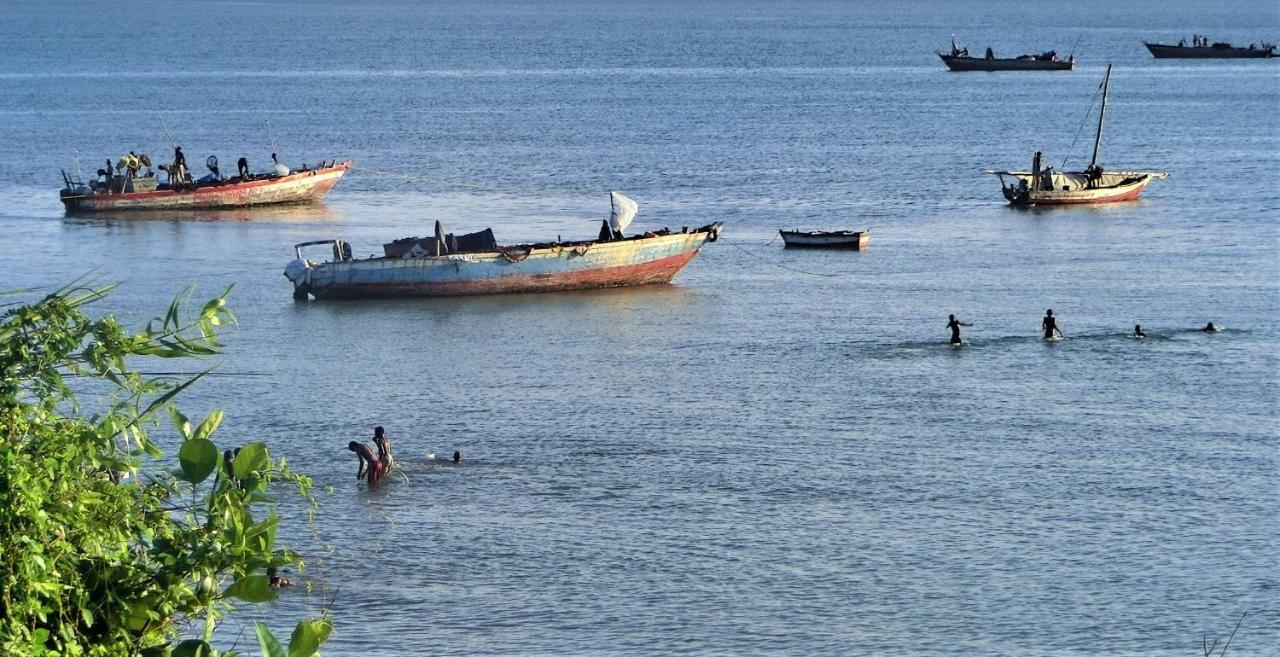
left=62, top=202, right=343, bottom=225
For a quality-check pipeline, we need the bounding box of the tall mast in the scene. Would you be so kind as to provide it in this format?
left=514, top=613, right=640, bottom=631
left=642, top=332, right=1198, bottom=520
left=1089, top=64, right=1111, bottom=168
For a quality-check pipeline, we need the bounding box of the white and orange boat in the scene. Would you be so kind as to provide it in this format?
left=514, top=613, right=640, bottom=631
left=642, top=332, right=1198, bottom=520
left=59, top=156, right=350, bottom=212
left=284, top=192, right=723, bottom=300
left=987, top=65, right=1166, bottom=207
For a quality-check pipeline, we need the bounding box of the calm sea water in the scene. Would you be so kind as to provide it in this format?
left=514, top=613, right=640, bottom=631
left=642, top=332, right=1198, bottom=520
left=2, top=1, right=1278, bottom=654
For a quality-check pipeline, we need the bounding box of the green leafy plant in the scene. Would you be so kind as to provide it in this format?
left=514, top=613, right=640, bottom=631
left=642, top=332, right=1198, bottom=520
left=0, top=284, right=330, bottom=656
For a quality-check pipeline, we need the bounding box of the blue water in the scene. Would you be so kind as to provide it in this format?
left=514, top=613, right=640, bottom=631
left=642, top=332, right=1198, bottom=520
left=2, top=1, right=1278, bottom=654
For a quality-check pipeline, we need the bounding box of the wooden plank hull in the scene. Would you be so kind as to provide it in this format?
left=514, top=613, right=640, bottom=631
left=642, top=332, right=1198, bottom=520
left=779, top=230, right=869, bottom=249
left=1006, top=175, right=1157, bottom=206
left=61, top=162, right=351, bottom=212
left=1144, top=42, right=1276, bottom=59
left=939, top=54, right=1073, bottom=71
left=292, top=228, right=719, bottom=300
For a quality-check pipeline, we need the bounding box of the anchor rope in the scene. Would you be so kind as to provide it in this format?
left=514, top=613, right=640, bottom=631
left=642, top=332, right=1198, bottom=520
left=717, top=236, right=846, bottom=278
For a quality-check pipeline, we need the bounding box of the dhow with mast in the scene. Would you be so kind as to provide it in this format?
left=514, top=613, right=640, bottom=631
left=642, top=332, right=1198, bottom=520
left=987, top=65, right=1167, bottom=206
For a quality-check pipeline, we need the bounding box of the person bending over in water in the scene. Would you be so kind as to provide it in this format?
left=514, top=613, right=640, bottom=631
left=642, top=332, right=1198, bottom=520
left=267, top=566, right=293, bottom=589
left=373, top=426, right=394, bottom=473
left=1133, top=324, right=1146, bottom=339
left=348, top=441, right=383, bottom=486
left=1042, top=309, right=1061, bottom=339
left=946, top=314, right=971, bottom=345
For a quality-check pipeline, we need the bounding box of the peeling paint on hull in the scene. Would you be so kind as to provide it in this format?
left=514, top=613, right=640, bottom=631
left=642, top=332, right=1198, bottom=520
left=295, top=229, right=719, bottom=300
left=61, top=162, right=351, bottom=212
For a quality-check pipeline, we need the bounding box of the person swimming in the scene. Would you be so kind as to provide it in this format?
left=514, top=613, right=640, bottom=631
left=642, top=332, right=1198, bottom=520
left=946, top=314, right=971, bottom=345
left=1042, top=309, right=1062, bottom=339
left=1134, top=324, right=1146, bottom=338
left=1203, top=322, right=1219, bottom=332
left=267, top=566, right=293, bottom=589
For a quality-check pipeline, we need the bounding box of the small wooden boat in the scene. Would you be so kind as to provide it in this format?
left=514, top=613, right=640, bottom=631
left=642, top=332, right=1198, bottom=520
left=284, top=192, right=723, bottom=300
left=779, top=229, right=869, bottom=250
left=987, top=65, right=1166, bottom=207
left=1144, top=40, right=1276, bottom=59
left=938, top=39, right=1073, bottom=71
left=59, top=156, right=350, bottom=212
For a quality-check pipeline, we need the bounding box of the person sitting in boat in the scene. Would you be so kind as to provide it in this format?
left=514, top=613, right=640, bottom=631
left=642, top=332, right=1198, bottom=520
left=1134, top=324, right=1146, bottom=339
left=348, top=441, right=383, bottom=486
left=946, top=314, right=971, bottom=345
left=270, top=152, right=289, bottom=177
left=373, top=426, right=394, bottom=474
left=237, top=156, right=251, bottom=180
left=1042, top=309, right=1061, bottom=339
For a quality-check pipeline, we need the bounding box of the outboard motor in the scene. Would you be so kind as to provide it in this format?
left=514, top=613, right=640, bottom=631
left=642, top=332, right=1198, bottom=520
left=283, top=258, right=311, bottom=300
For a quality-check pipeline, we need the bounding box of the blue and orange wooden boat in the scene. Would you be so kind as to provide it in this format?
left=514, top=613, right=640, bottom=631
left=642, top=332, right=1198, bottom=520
left=283, top=192, right=723, bottom=299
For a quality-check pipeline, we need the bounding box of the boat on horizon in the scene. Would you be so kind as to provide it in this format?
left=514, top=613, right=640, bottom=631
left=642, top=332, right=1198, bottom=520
left=1144, top=39, right=1276, bottom=59
left=283, top=192, right=723, bottom=300
left=59, top=151, right=350, bottom=212
left=938, top=39, right=1073, bottom=72
left=987, top=65, right=1166, bottom=207
left=779, top=229, right=869, bottom=250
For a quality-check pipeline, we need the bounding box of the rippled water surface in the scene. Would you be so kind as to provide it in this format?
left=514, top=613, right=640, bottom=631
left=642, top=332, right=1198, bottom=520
left=2, top=1, right=1278, bottom=654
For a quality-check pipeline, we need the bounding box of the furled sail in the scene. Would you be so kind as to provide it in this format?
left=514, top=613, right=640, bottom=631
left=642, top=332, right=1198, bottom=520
left=609, top=191, right=637, bottom=236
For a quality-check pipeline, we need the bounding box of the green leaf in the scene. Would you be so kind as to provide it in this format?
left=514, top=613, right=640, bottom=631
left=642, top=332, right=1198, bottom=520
left=233, top=442, right=269, bottom=478
left=192, top=410, right=224, bottom=442
left=173, top=639, right=215, bottom=657
left=255, top=622, right=289, bottom=657
left=178, top=438, right=219, bottom=484
left=224, top=575, right=276, bottom=603
left=287, top=618, right=330, bottom=657
left=169, top=406, right=192, bottom=439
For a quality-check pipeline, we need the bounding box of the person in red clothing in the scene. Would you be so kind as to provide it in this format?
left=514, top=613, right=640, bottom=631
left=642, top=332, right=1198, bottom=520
left=348, top=441, right=383, bottom=486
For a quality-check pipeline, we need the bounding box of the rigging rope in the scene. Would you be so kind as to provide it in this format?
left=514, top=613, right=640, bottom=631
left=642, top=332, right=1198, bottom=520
left=719, top=236, right=845, bottom=278
left=1060, top=91, right=1101, bottom=170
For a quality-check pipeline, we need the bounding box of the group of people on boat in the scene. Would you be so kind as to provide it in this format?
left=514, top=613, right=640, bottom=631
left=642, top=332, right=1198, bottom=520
left=347, top=426, right=464, bottom=488
left=92, top=144, right=292, bottom=191
left=946, top=310, right=1221, bottom=344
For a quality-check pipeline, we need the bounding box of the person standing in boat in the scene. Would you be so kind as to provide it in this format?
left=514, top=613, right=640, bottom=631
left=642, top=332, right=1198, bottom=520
left=373, top=426, right=394, bottom=474
left=348, top=441, right=383, bottom=486
left=1042, top=309, right=1061, bottom=339
left=237, top=156, right=250, bottom=180
left=946, top=314, right=971, bottom=345
left=172, top=146, right=188, bottom=185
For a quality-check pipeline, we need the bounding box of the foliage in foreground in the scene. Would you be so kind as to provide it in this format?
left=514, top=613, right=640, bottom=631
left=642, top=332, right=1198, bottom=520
left=0, top=285, right=330, bottom=656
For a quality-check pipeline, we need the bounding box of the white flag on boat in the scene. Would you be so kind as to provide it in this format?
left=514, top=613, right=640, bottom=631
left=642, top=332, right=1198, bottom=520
left=609, top=191, right=637, bottom=235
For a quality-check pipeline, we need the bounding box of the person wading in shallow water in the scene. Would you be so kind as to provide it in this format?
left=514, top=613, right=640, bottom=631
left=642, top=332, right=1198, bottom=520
left=453, top=450, right=462, bottom=464
left=348, top=441, right=383, bottom=486
left=1042, top=309, right=1062, bottom=339
left=1134, top=324, right=1146, bottom=339
left=373, top=426, right=394, bottom=474
left=946, top=314, right=971, bottom=345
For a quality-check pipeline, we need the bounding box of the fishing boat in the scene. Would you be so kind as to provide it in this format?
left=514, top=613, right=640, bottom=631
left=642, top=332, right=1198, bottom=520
left=779, top=229, right=869, bottom=250
left=59, top=155, right=350, bottom=212
left=1144, top=40, right=1276, bottom=59
left=283, top=192, right=723, bottom=300
left=938, top=39, right=1073, bottom=71
left=987, top=65, right=1166, bottom=207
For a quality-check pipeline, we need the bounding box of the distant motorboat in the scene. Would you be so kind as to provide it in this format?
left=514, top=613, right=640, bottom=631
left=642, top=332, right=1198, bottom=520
left=284, top=192, right=723, bottom=299
left=938, top=38, right=1073, bottom=71
left=1144, top=40, right=1276, bottom=59
left=779, top=229, right=869, bottom=250
left=987, top=65, right=1166, bottom=207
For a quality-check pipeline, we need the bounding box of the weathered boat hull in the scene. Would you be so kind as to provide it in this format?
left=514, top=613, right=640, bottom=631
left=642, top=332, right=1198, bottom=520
left=1144, top=42, right=1276, bottom=59
left=997, top=172, right=1165, bottom=206
left=60, top=162, right=351, bottom=212
left=779, top=230, right=869, bottom=249
left=289, top=227, right=721, bottom=300
left=939, top=54, right=1073, bottom=71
